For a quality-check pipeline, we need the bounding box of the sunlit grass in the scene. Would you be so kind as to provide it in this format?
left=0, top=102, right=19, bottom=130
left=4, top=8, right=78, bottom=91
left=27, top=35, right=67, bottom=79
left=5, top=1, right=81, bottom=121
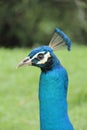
left=0, top=45, right=87, bottom=130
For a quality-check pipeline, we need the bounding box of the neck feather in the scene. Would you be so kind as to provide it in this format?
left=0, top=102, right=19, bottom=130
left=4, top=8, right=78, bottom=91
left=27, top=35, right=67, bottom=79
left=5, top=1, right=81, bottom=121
left=41, top=54, right=60, bottom=72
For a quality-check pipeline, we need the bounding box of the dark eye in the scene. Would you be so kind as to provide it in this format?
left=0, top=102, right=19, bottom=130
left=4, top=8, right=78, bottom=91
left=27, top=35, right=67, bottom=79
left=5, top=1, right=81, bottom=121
left=37, top=53, right=44, bottom=60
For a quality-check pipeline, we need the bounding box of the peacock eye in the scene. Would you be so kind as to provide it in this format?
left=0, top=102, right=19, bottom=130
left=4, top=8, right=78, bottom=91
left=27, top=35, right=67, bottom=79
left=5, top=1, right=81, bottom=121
left=37, top=53, right=44, bottom=60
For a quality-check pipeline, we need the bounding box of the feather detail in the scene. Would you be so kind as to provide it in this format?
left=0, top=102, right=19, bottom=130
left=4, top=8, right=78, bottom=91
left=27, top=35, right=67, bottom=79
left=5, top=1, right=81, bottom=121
left=49, top=28, right=72, bottom=51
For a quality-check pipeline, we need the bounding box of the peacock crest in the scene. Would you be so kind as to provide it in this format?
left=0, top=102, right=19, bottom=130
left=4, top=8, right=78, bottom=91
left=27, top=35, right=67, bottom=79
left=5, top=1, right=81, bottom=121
left=49, top=28, right=72, bottom=51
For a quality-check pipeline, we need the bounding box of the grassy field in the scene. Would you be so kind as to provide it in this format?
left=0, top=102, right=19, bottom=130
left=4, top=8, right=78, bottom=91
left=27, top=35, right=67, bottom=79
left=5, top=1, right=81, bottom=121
left=0, top=45, right=87, bottom=130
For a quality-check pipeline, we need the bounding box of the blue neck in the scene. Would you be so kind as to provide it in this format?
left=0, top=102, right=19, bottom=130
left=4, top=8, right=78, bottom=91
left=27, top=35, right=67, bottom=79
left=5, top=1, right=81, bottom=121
left=39, top=56, right=74, bottom=130
left=51, top=54, right=61, bottom=69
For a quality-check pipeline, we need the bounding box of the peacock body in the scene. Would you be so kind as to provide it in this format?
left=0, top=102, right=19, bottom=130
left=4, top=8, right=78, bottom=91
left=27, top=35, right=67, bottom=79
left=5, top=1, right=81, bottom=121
left=17, top=28, right=74, bottom=130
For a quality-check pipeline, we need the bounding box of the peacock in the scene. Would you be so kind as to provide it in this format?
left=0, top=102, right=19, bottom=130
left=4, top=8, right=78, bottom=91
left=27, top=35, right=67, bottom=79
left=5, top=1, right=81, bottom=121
left=17, top=28, right=74, bottom=130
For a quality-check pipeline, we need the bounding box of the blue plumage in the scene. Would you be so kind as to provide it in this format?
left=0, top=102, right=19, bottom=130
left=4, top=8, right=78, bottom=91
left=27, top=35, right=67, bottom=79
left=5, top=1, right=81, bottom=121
left=17, top=28, right=74, bottom=130
left=39, top=48, right=73, bottom=130
left=55, top=28, right=71, bottom=51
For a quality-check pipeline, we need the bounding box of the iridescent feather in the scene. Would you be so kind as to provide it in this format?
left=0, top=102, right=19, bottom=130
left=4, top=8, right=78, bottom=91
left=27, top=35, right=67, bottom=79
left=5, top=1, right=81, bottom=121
left=49, top=28, right=72, bottom=51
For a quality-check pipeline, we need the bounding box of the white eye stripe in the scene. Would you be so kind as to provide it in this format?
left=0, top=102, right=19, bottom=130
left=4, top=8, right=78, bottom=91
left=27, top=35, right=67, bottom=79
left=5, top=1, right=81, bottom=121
left=31, top=51, right=45, bottom=61
left=37, top=52, right=51, bottom=64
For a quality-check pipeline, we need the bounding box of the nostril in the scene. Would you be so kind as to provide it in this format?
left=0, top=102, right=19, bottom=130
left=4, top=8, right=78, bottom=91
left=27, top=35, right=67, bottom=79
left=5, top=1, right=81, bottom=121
left=23, top=57, right=29, bottom=62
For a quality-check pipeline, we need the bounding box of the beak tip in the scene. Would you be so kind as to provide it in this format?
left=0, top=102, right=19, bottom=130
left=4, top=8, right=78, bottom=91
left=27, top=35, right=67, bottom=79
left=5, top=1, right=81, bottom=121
left=16, top=62, right=23, bottom=69
left=16, top=56, right=31, bottom=69
left=16, top=64, right=20, bottom=69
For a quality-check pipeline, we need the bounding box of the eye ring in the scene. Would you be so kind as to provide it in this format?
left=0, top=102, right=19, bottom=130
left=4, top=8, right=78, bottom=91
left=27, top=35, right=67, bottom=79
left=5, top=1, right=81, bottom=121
left=37, top=53, right=44, bottom=60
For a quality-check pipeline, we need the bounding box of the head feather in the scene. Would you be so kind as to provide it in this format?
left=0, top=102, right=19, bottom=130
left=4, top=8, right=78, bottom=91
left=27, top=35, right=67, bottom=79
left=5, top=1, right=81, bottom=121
left=49, top=28, right=72, bottom=51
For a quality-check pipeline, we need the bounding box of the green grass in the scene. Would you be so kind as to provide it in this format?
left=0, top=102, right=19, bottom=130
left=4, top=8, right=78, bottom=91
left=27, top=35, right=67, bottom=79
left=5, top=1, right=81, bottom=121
left=0, top=45, right=87, bottom=130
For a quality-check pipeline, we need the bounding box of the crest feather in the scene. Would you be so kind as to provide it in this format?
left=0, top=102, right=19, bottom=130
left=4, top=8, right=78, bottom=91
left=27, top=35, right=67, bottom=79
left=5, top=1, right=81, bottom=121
left=49, top=28, right=72, bottom=51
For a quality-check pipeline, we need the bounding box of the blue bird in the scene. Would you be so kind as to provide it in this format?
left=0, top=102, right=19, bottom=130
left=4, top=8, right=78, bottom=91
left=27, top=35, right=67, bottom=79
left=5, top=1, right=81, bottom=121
left=17, top=28, right=74, bottom=130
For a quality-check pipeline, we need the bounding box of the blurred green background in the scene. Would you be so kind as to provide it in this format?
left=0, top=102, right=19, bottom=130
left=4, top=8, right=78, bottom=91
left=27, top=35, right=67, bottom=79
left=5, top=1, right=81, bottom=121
left=0, top=0, right=87, bottom=47
left=0, top=0, right=87, bottom=130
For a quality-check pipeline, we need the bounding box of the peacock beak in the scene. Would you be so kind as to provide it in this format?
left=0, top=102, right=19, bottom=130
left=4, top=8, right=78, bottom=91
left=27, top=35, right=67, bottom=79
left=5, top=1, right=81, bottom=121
left=16, top=56, right=32, bottom=68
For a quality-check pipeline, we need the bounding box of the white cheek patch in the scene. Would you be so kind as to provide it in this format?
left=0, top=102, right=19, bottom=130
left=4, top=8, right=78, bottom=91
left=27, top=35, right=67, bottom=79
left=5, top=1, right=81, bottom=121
left=37, top=52, right=51, bottom=64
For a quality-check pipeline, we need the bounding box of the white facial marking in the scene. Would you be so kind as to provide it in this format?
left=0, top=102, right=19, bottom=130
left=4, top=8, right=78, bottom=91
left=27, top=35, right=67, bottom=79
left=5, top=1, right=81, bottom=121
left=37, top=52, right=51, bottom=64
left=31, top=51, right=45, bottom=61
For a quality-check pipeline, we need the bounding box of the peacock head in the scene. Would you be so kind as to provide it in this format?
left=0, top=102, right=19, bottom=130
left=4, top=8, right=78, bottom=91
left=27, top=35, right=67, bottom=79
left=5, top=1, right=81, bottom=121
left=17, top=46, right=55, bottom=72
left=17, top=28, right=71, bottom=72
